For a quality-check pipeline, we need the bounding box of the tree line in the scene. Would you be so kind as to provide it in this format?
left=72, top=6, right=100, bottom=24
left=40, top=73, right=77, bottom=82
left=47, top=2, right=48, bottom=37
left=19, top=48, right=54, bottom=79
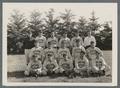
left=7, top=9, right=112, bottom=54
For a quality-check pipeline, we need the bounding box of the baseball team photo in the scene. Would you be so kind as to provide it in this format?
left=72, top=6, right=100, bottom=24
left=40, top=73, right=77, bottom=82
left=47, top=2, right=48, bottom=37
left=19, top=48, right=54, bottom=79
left=2, top=3, right=117, bottom=86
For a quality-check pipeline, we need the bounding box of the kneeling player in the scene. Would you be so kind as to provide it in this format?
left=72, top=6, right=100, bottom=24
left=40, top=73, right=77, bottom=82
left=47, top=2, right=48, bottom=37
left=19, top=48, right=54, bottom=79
left=74, top=51, right=89, bottom=77
left=86, top=41, right=111, bottom=76
left=24, top=55, right=45, bottom=77
left=59, top=53, right=73, bottom=78
left=43, top=54, right=59, bottom=76
left=89, top=52, right=111, bottom=77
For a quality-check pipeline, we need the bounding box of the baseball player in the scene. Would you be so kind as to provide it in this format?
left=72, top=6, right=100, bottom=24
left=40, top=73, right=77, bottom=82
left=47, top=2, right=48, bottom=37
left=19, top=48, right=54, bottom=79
left=44, top=42, right=57, bottom=61
left=24, top=54, right=45, bottom=77
left=71, top=31, right=83, bottom=47
left=28, top=41, right=44, bottom=64
left=58, top=41, right=73, bottom=78
left=59, top=32, right=71, bottom=49
left=72, top=39, right=86, bottom=61
left=46, top=32, right=58, bottom=48
left=86, top=41, right=109, bottom=76
left=35, top=30, right=46, bottom=48
left=84, top=31, right=96, bottom=49
left=74, top=50, right=89, bottom=77
left=89, top=51, right=111, bottom=76
left=43, top=53, right=59, bottom=75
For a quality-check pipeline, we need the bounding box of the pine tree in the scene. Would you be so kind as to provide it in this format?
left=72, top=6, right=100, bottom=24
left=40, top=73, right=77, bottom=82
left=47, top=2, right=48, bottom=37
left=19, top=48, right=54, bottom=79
left=88, top=11, right=101, bottom=34
left=7, top=10, right=27, bottom=54
left=28, top=10, right=43, bottom=37
left=59, top=9, right=76, bottom=38
left=77, top=16, right=88, bottom=38
left=44, top=9, right=59, bottom=38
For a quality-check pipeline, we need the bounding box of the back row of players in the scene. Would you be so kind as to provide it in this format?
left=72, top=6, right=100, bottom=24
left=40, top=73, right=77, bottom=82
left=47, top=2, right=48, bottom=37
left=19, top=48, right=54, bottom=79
left=24, top=30, right=111, bottom=78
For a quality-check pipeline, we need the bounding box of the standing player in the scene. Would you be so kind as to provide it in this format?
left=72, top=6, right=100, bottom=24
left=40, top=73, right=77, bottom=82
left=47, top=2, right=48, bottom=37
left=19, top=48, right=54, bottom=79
left=71, top=31, right=83, bottom=47
left=84, top=31, right=96, bottom=49
left=46, top=32, right=58, bottom=48
left=59, top=32, right=71, bottom=49
left=35, top=30, right=46, bottom=49
left=58, top=41, right=73, bottom=78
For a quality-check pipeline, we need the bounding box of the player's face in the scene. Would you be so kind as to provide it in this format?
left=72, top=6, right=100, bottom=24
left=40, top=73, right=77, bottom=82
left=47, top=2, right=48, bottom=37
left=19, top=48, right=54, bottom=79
left=33, top=55, right=38, bottom=62
left=62, top=43, right=66, bottom=48
left=34, top=42, right=39, bottom=47
left=88, top=31, right=91, bottom=36
left=63, top=33, right=67, bottom=38
left=38, top=32, right=42, bottom=36
left=76, top=42, right=80, bottom=47
left=76, top=33, right=79, bottom=37
left=91, top=42, right=95, bottom=47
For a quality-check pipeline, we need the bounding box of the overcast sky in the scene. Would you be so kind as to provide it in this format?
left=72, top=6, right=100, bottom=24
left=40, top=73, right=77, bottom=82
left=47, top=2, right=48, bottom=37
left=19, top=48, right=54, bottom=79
left=3, top=3, right=117, bottom=29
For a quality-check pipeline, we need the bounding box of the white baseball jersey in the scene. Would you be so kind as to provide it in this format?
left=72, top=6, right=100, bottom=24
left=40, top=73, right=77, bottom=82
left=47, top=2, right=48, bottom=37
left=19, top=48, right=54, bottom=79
left=75, top=56, right=89, bottom=69
left=46, top=37, right=58, bottom=48
left=29, top=47, right=44, bottom=61
left=58, top=48, right=72, bottom=60
left=59, top=37, right=71, bottom=48
left=35, top=36, right=46, bottom=48
left=71, top=36, right=83, bottom=47
left=44, top=48, right=57, bottom=60
left=72, top=46, right=86, bottom=60
left=86, top=47, right=103, bottom=60
left=27, top=60, right=42, bottom=71
left=84, top=36, right=96, bottom=47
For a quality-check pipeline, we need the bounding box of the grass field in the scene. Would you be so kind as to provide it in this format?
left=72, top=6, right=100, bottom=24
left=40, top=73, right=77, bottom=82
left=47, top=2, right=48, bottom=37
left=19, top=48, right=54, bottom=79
left=7, top=51, right=112, bottom=83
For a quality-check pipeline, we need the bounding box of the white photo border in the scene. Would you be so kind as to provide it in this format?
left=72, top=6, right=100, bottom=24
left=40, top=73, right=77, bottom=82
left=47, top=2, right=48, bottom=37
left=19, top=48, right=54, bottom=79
left=2, top=3, right=118, bottom=86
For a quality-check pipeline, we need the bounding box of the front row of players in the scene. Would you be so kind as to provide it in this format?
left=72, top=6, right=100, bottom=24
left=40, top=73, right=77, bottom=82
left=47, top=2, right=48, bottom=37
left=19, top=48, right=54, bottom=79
left=24, top=39, right=111, bottom=78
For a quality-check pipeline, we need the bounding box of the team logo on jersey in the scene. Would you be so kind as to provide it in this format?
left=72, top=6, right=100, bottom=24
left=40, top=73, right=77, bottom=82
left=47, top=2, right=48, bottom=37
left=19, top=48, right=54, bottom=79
left=46, top=63, right=55, bottom=70
left=51, top=40, right=57, bottom=45
left=78, top=61, right=85, bottom=68
left=31, top=64, right=39, bottom=69
left=61, top=63, right=70, bottom=70
left=60, top=51, right=67, bottom=57
left=46, top=51, right=54, bottom=57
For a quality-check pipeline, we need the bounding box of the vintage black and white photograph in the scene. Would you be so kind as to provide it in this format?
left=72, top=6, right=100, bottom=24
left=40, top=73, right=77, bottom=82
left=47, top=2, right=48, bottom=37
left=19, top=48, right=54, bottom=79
left=3, top=3, right=117, bottom=86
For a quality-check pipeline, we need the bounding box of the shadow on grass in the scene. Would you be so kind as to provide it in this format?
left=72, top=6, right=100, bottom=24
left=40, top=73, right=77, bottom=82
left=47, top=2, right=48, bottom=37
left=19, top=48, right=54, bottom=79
left=8, top=71, right=25, bottom=78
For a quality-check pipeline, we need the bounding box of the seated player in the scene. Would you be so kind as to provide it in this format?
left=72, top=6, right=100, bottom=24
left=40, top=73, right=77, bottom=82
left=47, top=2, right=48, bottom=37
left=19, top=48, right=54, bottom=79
left=74, top=50, right=89, bottom=77
left=44, top=41, right=57, bottom=61
left=29, top=41, right=44, bottom=63
left=43, top=53, right=59, bottom=76
left=59, top=53, right=73, bottom=78
left=88, top=52, right=111, bottom=77
left=24, top=54, right=45, bottom=77
left=58, top=40, right=72, bottom=62
left=86, top=41, right=111, bottom=76
left=86, top=41, right=103, bottom=68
